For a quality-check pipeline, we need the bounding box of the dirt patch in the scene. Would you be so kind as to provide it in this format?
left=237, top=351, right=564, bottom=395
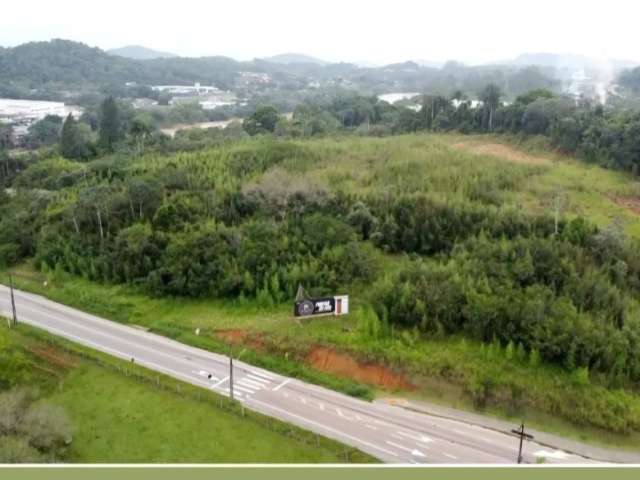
left=307, top=346, right=414, bottom=391
left=452, top=141, right=552, bottom=166
left=215, top=329, right=249, bottom=344
left=609, top=195, right=640, bottom=216
left=214, top=329, right=266, bottom=351
left=28, top=344, right=78, bottom=369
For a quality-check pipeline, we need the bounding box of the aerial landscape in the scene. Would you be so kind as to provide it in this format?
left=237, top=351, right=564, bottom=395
left=3, top=1, right=640, bottom=474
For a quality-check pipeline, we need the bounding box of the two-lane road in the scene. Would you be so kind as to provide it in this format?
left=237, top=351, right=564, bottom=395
left=0, top=285, right=597, bottom=464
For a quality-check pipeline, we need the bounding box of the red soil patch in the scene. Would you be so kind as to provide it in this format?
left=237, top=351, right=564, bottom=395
left=215, top=329, right=249, bottom=344
left=214, top=329, right=266, bottom=351
left=306, top=346, right=414, bottom=391
left=28, top=345, right=78, bottom=369
left=609, top=195, right=640, bottom=216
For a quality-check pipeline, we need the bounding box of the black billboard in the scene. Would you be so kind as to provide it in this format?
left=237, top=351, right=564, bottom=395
left=294, top=297, right=335, bottom=317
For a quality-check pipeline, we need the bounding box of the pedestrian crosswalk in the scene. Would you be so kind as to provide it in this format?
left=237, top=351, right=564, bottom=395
left=209, top=369, right=276, bottom=399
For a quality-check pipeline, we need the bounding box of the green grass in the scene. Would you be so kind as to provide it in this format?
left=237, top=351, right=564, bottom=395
left=50, top=364, right=341, bottom=463
left=6, top=132, right=640, bottom=451
left=0, top=325, right=375, bottom=463
left=283, top=133, right=640, bottom=238
left=6, top=263, right=640, bottom=452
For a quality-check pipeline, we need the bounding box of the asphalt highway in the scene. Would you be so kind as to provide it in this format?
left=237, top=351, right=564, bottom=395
left=0, top=284, right=598, bottom=464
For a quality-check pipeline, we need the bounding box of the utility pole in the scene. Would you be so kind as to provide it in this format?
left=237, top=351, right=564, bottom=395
left=229, top=355, right=234, bottom=401
left=9, top=274, right=17, bottom=327
left=511, top=423, right=534, bottom=464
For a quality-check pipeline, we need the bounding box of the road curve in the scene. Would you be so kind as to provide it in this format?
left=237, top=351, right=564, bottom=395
left=0, top=285, right=598, bottom=464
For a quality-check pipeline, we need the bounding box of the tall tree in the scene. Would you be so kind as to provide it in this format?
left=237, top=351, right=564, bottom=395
left=60, top=114, right=92, bottom=160
left=98, top=96, right=122, bottom=152
left=129, top=117, right=153, bottom=157
left=480, top=84, right=502, bottom=132
left=243, top=106, right=280, bottom=135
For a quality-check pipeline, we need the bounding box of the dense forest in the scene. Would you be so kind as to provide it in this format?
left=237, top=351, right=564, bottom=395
left=3, top=89, right=640, bottom=399
left=4, top=41, right=640, bottom=435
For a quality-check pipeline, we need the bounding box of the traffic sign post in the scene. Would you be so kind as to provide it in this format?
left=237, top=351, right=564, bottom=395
left=511, top=423, right=534, bottom=464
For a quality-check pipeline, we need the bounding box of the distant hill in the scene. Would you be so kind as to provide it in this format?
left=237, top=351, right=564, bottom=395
left=262, top=53, right=328, bottom=65
left=508, top=53, right=638, bottom=72
left=0, top=39, right=242, bottom=100
left=108, top=45, right=178, bottom=60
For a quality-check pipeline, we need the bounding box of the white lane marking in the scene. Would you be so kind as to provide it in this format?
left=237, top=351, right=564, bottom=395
left=336, top=408, right=354, bottom=422
left=211, top=376, right=229, bottom=388
left=534, top=450, right=569, bottom=459
left=193, top=370, right=218, bottom=381
left=248, top=398, right=399, bottom=458
left=396, top=430, right=434, bottom=444
left=249, top=370, right=275, bottom=381
left=299, top=396, right=307, bottom=405
left=282, top=392, right=289, bottom=398
left=373, top=419, right=393, bottom=427
left=238, top=378, right=265, bottom=389
left=272, top=378, right=291, bottom=392
left=364, top=424, right=378, bottom=431
left=386, top=441, right=426, bottom=458
left=216, top=387, right=243, bottom=397
left=444, top=453, right=457, bottom=460
left=233, top=385, right=257, bottom=394
left=246, top=374, right=271, bottom=384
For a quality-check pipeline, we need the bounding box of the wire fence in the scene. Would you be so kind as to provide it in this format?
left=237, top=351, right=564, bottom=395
left=38, top=332, right=373, bottom=463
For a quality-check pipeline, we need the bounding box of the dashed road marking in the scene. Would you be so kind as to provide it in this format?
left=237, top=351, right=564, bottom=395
left=386, top=441, right=426, bottom=458
left=272, top=378, right=291, bottom=392
left=396, top=430, right=434, bottom=444
left=246, top=374, right=271, bottom=384
left=238, top=378, right=265, bottom=389
left=234, top=384, right=257, bottom=394
left=249, top=370, right=275, bottom=381
left=211, top=376, right=229, bottom=389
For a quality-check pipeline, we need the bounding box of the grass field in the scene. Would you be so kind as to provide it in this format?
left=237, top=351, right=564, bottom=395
left=0, top=325, right=374, bottom=463
left=283, top=133, right=640, bottom=238
left=5, top=132, right=640, bottom=451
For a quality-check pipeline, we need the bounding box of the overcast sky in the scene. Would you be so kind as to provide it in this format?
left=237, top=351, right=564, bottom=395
left=1, top=0, right=639, bottom=65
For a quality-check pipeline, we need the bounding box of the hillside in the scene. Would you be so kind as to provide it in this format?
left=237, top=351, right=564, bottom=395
left=0, top=39, right=567, bottom=104
left=0, top=39, right=243, bottom=99
left=3, top=133, right=640, bottom=448
left=107, top=45, right=178, bottom=60
left=263, top=53, right=328, bottom=65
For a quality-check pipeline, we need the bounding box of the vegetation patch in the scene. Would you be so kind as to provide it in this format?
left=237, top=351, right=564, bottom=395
left=451, top=140, right=553, bottom=166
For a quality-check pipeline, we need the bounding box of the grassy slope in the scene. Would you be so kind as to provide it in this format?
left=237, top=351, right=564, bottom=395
left=52, top=365, right=341, bottom=463
left=6, top=132, right=640, bottom=450
left=0, top=326, right=373, bottom=463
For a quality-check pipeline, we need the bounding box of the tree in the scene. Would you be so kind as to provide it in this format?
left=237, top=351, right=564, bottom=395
left=60, top=114, right=92, bottom=160
left=480, top=84, right=502, bottom=131
left=0, top=123, right=12, bottom=150
left=98, top=96, right=122, bottom=152
left=243, top=106, right=280, bottom=135
left=26, top=115, right=63, bottom=148
left=129, top=116, right=153, bottom=157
